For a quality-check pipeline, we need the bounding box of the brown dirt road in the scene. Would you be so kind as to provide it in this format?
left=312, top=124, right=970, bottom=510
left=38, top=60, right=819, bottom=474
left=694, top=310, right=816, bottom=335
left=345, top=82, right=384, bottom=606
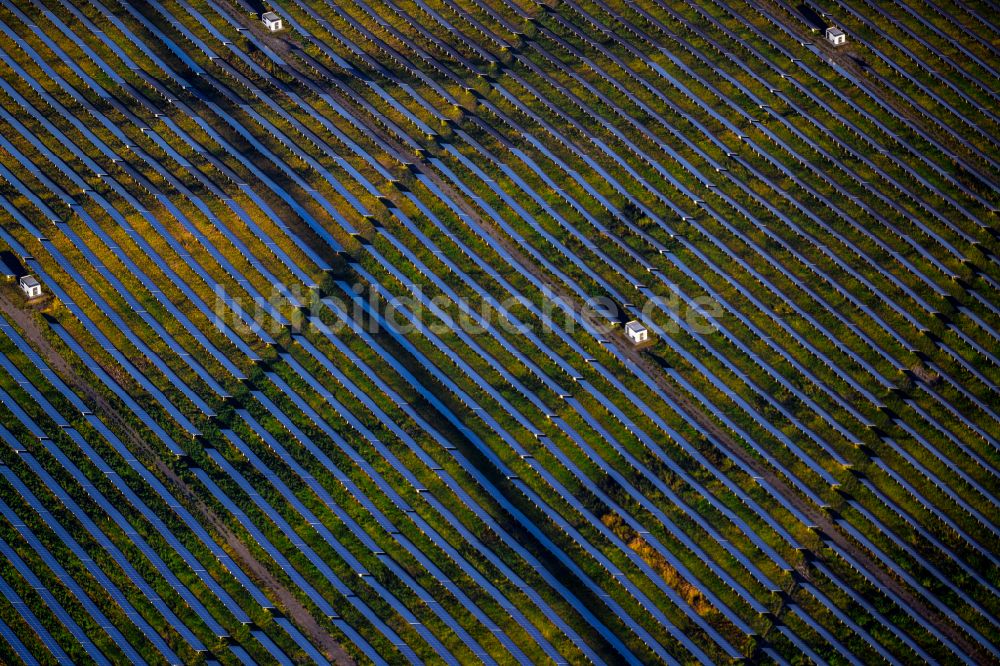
left=0, top=288, right=354, bottom=665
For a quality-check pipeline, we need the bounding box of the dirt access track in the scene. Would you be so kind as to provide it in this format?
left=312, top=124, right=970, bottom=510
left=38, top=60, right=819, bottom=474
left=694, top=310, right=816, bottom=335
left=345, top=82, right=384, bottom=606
left=0, top=288, right=355, bottom=665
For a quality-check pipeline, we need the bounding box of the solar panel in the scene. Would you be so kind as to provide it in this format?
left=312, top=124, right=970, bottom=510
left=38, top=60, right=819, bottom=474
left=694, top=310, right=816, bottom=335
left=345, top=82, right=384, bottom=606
left=0, top=2, right=994, bottom=663
left=1, top=460, right=206, bottom=653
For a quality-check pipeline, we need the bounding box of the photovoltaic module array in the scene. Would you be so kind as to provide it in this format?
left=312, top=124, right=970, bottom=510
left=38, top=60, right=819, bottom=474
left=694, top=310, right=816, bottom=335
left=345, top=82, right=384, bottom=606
left=0, top=0, right=996, bottom=663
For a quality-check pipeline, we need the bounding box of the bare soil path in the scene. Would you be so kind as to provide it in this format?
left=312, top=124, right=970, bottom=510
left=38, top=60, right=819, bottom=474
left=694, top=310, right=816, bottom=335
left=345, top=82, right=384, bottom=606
left=0, top=289, right=354, bottom=665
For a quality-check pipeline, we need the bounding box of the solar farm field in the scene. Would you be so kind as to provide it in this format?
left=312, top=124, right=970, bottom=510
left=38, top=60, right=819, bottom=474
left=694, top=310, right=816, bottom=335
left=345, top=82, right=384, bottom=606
left=0, top=0, right=996, bottom=662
